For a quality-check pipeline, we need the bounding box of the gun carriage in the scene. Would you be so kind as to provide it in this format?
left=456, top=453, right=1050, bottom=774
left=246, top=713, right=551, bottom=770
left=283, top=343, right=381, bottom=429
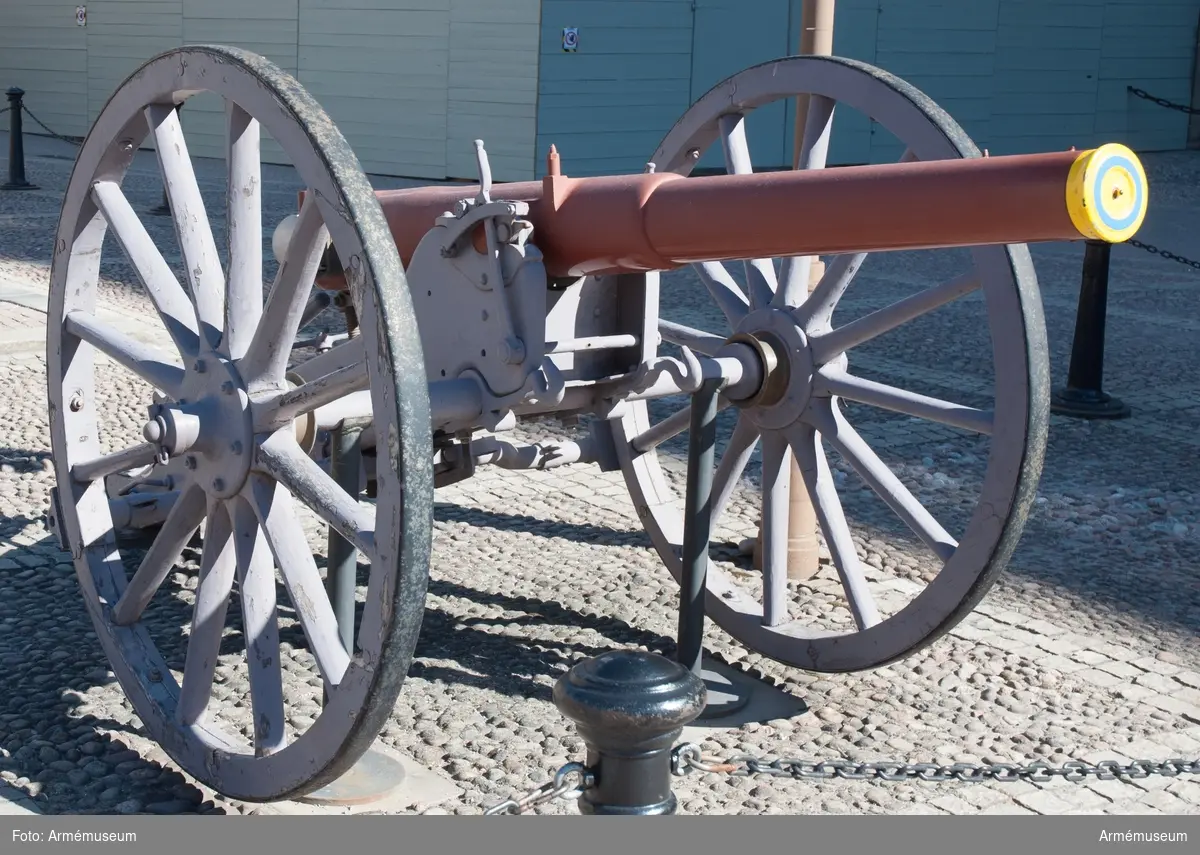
left=43, top=46, right=1147, bottom=801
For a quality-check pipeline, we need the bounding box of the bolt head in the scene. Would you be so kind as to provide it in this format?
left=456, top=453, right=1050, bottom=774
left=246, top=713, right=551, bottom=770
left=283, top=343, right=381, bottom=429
left=212, top=478, right=225, bottom=492
left=221, top=380, right=234, bottom=395
left=193, top=359, right=206, bottom=373
left=68, top=394, right=84, bottom=412
left=184, top=456, right=197, bottom=470
left=230, top=441, right=243, bottom=455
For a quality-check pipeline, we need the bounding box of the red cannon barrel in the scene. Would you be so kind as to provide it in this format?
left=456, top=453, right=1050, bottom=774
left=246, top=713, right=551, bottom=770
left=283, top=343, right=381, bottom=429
left=310, top=143, right=1147, bottom=283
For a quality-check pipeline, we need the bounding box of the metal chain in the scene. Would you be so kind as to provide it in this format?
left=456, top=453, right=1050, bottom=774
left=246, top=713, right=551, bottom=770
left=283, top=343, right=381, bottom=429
left=1126, top=238, right=1200, bottom=270
left=483, top=762, right=594, bottom=815
left=1127, top=86, right=1200, bottom=116
left=671, top=743, right=1200, bottom=784
left=0, top=106, right=10, bottom=115
left=19, top=104, right=83, bottom=146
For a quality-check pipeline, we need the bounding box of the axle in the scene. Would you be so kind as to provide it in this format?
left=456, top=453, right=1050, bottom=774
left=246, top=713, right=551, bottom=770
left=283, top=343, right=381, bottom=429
left=297, top=142, right=1146, bottom=284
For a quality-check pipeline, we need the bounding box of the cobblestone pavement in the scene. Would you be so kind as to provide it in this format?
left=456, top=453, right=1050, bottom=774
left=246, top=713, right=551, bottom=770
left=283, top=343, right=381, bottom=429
left=1, top=129, right=1198, bottom=817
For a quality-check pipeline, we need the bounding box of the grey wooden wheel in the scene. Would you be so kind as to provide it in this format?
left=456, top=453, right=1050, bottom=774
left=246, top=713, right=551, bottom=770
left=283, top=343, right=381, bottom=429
left=46, top=45, right=433, bottom=801
left=604, top=56, right=1049, bottom=672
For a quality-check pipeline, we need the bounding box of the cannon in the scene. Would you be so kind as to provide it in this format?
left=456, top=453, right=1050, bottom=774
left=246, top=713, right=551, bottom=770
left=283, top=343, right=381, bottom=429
left=44, top=45, right=1148, bottom=802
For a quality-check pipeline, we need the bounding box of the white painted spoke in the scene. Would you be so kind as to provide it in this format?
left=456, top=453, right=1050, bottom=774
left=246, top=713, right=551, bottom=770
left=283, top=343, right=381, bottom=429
left=230, top=496, right=286, bottom=755
left=695, top=262, right=750, bottom=326
left=246, top=473, right=351, bottom=687
left=177, top=499, right=236, bottom=727
left=240, top=194, right=328, bottom=390
left=788, top=425, right=881, bottom=630
left=630, top=397, right=732, bottom=456
left=111, top=483, right=207, bottom=625
left=224, top=103, right=263, bottom=361
left=90, top=180, right=199, bottom=356
left=811, top=272, right=980, bottom=364
left=817, top=369, right=994, bottom=435
left=288, top=336, right=366, bottom=384
left=791, top=252, right=869, bottom=332
left=775, top=95, right=836, bottom=308
left=759, top=431, right=790, bottom=628
left=658, top=319, right=727, bottom=356
left=811, top=400, right=957, bottom=563
left=64, top=311, right=185, bottom=397
left=717, top=113, right=775, bottom=310
left=71, top=442, right=159, bottom=485
left=146, top=103, right=225, bottom=351
left=710, top=415, right=759, bottom=530
left=265, top=361, right=370, bottom=430
left=255, top=432, right=375, bottom=557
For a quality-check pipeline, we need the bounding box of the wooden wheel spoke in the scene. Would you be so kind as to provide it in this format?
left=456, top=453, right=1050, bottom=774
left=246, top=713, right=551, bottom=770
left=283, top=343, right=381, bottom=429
left=224, top=102, right=263, bottom=361
left=263, top=361, right=370, bottom=430
left=658, top=319, right=727, bottom=356
left=787, top=424, right=881, bottom=630
left=717, top=113, right=776, bottom=309
left=816, top=369, right=994, bottom=435
left=254, top=432, right=375, bottom=556
left=630, top=397, right=732, bottom=456
left=146, top=103, right=225, bottom=351
left=810, top=400, right=957, bottom=563
left=240, top=194, right=329, bottom=390
left=112, top=483, right=207, bottom=625
left=811, top=271, right=980, bottom=363
left=696, top=262, right=750, bottom=326
left=758, top=431, right=790, bottom=627
left=288, top=336, right=366, bottom=384
left=230, top=495, right=286, bottom=756
left=776, top=94, right=836, bottom=307
left=178, top=500, right=237, bottom=726
left=792, top=252, right=868, bottom=331
left=90, top=180, right=200, bottom=357
left=246, top=473, right=351, bottom=687
left=64, top=311, right=185, bottom=397
left=711, top=415, right=759, bottom=531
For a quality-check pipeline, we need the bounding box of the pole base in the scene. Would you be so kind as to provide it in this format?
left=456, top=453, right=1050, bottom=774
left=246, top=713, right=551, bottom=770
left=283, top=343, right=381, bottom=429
left=1050, top=386, right=1131, bottom=420
left=297, top=746, right=407, bottom=807
left=2, top=182, right=37, bottom=191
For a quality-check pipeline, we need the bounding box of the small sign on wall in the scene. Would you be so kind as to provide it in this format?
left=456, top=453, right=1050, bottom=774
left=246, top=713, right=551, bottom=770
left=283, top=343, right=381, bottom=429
left=76, top=6, right=86, bottom=26
left=562, top=27, right=578, bottom=52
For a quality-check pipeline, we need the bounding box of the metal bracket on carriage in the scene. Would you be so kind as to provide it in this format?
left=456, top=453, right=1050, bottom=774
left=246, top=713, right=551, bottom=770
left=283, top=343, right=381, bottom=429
left=457, top=356, right=566, bottom=433
left=611, top=346, right=705, bottom=400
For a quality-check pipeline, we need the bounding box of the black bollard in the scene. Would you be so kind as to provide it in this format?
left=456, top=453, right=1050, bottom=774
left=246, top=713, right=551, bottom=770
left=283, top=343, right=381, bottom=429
left=3, top=87, right=37, bottom=191
left=553, top=650, right=706, bottom=815
left=1050, top=239, right=1131, bottom=419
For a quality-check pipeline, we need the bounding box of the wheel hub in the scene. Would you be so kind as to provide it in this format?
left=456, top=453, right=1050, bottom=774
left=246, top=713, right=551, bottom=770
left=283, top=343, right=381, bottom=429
left=730, top=307, right=816, bottom=431
left=142, top=353, right=254, bottom=501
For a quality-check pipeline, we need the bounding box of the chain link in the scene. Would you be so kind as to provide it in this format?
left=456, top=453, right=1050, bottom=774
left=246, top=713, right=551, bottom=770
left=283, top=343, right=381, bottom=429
left=483, top=762, right=594, bottom=815
left=1127, top=86, right=1200, bottom=116
left=672, top=743, right=1200, bottom=784
left=19, top=104, right=83, bottom=146
left=1127, top=238, right=1200, bottom=270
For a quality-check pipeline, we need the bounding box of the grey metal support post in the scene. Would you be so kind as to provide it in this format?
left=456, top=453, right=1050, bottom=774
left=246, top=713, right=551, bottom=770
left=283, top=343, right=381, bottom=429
left=676, top=377, right=720, bottom=676
left=149, top=103, right=182, bottom=215
left=3, top=87, right=36, bottom=191
left=553, top=650, right=705, bottom=815
left=326, top=421, right=364, bottom=655
left=1050, top=239, right=1131, bottom=419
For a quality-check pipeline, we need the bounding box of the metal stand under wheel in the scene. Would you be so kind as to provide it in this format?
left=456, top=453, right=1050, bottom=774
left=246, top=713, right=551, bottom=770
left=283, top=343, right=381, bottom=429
left=46, top=45, right=433, bottom=802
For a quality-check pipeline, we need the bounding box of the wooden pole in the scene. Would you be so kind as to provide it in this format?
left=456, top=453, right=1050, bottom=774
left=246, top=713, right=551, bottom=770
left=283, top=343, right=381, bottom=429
left=749, top=0, right=835, bottom=581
